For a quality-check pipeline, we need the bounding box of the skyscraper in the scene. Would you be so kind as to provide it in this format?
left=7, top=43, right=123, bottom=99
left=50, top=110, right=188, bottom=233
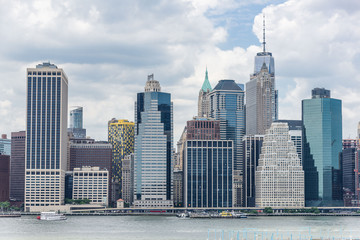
left=302, top=88, right=343, bottom=206
left=108, top=119, right=134, bottom=202
left=255, top=122, right=304, bottom=207
left=246, top=17, right=277, bottom=135
left=242, top=135, right=264, bottom=207
left=184, top=118, right=233, bottom=208
left=10, top=131, right=26, bottom=202
left=68, top=106, right=86, bottom=139
left=198, top=68, right=212, bottom=117
left=25, top=62, right=68, bottom=212
left=208, top=79, right=245, bottom=207
left=134, top=74, right=173, bottom=208
left=275, top=120, right=302, bottom=161
left=0, top=154, right=10, bottom=202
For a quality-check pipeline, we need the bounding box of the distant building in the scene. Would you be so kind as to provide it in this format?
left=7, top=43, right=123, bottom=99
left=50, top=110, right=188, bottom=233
left=342, top=148, right=356, bottom=206
left=10, top=131, right=26, bottom=202
left=302, top=88, right=343, bottom=206
left=0, top=134, right=11, bottom=155
left=209, top=79, right=245, bottom=207
left=173, top=168, right=183, bottom=207
left=242, top=135, right=264, bottom=207
left=198, top=68, right=212, bottom=118
left=255, top=123, right=304, bottom=207
left=343, top=139, right=358, bottom=149
left=65, top=171, right=73, bottom=200
left=67, top=106, right=86, bottom=139
left=0, top=154, right=10, bottom=202
left=73, top=167, right=109, bottom=206
left=121, top=153, right=134, bottom=205
left=25, top=62, right=68, bottom=211
left=134, top=74, right=173, bottom=208
left=108, top=119, right=134, bottom=202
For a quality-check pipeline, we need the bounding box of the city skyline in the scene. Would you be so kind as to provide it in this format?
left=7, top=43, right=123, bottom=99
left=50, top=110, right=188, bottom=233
left=0, top=0, right=359, bottom=143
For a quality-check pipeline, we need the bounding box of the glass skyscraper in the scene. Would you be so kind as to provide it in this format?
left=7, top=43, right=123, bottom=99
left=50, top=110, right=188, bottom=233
left=25, top=62, right=68, bottom=211
left=208, top=80, right=245, bottom=207
left=302, top=88, right=343, bottom=206
left=68, top=106, right=86, bottom=139
left=134, top=75, right=173, bottom=208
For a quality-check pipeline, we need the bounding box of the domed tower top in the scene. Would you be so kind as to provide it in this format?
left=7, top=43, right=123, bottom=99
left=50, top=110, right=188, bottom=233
left=144, top=74, right=161, bottom=92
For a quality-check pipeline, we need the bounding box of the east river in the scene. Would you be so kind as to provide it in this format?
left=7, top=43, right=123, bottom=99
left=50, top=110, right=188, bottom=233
left=1, top=215, right=360, bottom=240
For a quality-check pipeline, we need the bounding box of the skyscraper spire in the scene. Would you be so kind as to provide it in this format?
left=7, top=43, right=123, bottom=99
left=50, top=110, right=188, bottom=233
left=201, top=67, right=212, bottom=92
left=262, top=14, right=266, bottom=53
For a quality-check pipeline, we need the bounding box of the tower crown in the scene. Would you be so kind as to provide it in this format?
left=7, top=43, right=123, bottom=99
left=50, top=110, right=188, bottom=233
left=200, top=68, right=212, bottom=92
left=144, top=74, right=161, bottom=92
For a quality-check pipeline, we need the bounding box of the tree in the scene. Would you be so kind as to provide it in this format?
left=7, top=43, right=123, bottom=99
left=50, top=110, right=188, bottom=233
left=263, top=207, right=273, bottom=214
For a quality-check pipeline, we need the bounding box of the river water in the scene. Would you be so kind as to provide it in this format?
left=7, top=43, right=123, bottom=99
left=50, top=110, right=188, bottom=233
left=1, top=215, right=360, bottom=240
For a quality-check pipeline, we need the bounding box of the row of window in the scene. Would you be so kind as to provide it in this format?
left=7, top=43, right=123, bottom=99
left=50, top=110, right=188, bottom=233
left=28, top=71, right=61, bottom=76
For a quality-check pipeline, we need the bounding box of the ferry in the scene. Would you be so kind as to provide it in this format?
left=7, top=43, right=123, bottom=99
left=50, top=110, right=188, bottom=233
left=37, top=212, right=67, bottom=221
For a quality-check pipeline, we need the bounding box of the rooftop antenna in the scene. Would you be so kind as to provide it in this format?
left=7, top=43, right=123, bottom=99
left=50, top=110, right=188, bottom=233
left=262, top=14, right=266, bottom=53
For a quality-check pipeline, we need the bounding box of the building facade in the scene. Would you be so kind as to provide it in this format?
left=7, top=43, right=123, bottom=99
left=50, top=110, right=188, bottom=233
left=72, top=167, right=109, bottom=205
left=342, top=148, right=356, bottom=206
left=242, top=135, right=264, bottom=207
left=185, top=139, right=233, bottom=208
left=67, top=106, right=86, bottom=139
left=108, top=119, right=135, bottom=201
left=0, top=154, right=10, bottom=202
left=255, top=123, right=304, bottom=207
left=275, top=120, right=302, bottom=161
left=25, top=62, right=68, bottom=211
left=10, top=131, right=26, bottom=202
left=208, top=79, right=245, bottom=207
left=134, top=75, right=173, bottom=208
left=121, top=153, right=134, bottom=205
left=198, top=68, right=212, bottom=118
left=0, top=134, right=11, bottom=155
left=302, top=88, right=343, bottom=206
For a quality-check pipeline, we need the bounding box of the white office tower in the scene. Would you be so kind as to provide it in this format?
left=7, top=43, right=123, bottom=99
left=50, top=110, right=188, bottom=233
left=255, top=123, right=304, bottom=207
left=25, top=62, right=68, bottom=212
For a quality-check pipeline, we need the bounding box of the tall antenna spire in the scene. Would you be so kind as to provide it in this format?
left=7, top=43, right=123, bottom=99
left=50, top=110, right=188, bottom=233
left=262, top=14, right=266, bottom=52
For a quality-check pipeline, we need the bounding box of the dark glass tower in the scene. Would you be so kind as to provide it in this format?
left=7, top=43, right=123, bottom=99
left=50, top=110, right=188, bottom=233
left=302, top=88, right=343, bottom=206
left=134, top=75, right=173, bottom=208
left=208, top=80, right=245, bottom=207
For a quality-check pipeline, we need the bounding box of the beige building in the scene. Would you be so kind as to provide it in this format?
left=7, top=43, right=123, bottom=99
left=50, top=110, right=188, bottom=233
left=255, top=122, right=304, bottom=207
left=121, top=154, right=134, bottom=205
left=25, top=63, right=68, bottom=212
left=73, top=167, right=109, bottom=206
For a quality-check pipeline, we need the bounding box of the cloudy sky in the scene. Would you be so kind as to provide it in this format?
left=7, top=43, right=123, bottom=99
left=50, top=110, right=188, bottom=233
left=1, top=0, right=359, bottom=142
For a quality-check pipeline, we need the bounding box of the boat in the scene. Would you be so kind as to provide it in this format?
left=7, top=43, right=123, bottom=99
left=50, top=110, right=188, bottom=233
left=176, top=212, right=189, bottom=219
left=37, top=212, right=67, bottom=221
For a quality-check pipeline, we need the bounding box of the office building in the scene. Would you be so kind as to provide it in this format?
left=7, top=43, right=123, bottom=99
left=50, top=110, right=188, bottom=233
left=108, top=119, right=134, bottom=201
left=255, top=123, right=304, bottom=207
left=242, top=135, right=264, bottom=207
left=341, top=148, right=356, bottom=206
left=184, top=118, right=233, bottom=207
left=134, top=74, right=173, bottom=208
left=198, top=68, right=212, bottom=117
left=302, top=88, right=343, bottom=206
left=10, top=131, right=26, bottom=202
left=173, top=167, right=183, bottom=207
left=275, top=120, right=302, bottom=161
left=208, top=79, right=245, bottom=207
left=121, top=153, right=134, bottom=205
left=69, top=138, right=112, bottom=203
left=67, top=106, right=86, bottom=139
left=343, top=139, right=358, bottom=149
left=65, top=171, right=73, bottom=200
left=0, top=154, right=10, bottom=202
left=25, top=62, right=68, bottom=211
left=0, top=134, right=11, bottom=155
left=73, top=167, right=109, bottom=205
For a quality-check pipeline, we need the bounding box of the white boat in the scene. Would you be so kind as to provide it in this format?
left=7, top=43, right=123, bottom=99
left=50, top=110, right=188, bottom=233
left=37, top=212, right=67, bottom=221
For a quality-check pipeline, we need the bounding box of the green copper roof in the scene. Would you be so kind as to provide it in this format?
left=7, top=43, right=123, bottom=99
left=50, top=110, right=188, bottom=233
left=201, top=68, right=212, bottom=92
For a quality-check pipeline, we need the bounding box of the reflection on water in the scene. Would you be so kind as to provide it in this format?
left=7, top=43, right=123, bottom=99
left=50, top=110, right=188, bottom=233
left=0, top=215, right=359, bottom=240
